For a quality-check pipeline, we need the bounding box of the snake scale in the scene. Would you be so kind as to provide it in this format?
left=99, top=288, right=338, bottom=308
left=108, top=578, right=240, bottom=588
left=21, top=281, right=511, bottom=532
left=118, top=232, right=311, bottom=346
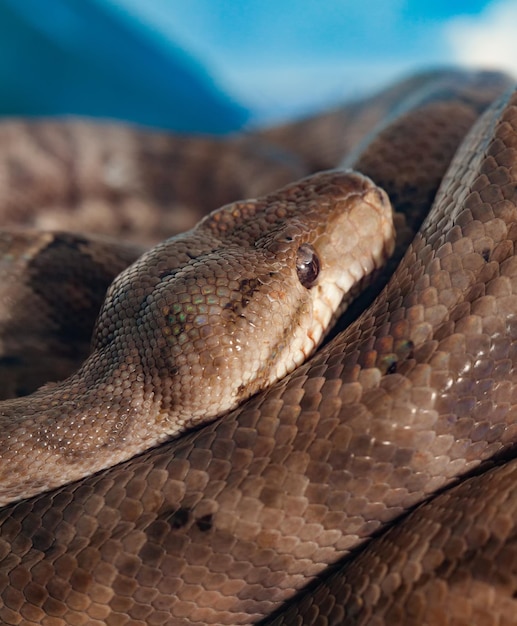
left=1, top=68, right=517, bottom=625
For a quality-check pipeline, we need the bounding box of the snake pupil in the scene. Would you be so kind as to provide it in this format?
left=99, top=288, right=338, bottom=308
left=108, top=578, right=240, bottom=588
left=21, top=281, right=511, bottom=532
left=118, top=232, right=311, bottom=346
left=296, top=243, right=320, bottom=288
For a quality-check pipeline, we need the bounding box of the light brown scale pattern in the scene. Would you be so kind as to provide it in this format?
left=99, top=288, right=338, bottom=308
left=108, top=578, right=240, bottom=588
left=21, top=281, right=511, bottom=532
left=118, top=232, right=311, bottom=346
left=265, top=457, right=517, bottom=626
left=0, top=169, right=393, bottom=510
left=1, top=68, right=517, bottom=626
left=0, top=120, right=306, bottom=244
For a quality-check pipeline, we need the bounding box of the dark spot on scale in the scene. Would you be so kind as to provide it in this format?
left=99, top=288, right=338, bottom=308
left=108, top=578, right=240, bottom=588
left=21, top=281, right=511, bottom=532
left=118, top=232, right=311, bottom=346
left=386, top=360, right=398, bottom=374
left=395, top=338, right=414, bottom=360
left=153, top=506, right=213, bottom=534
left=196, top=514, right=213, bottom=532
left=379, top=353, right=398, bottom=375
left=168, top=507, right=191, bottom=529
left=481, top=248, right=490, bottom=262
left=239, top=277, right=260, bottom=299
left=380, top=339, right=415, bottom=375
left=224, top=277, right=260, bottom=315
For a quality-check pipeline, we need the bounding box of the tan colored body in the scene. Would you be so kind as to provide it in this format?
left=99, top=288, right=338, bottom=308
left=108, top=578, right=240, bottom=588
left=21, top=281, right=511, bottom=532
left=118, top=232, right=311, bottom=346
left=1, top=69, right=517, bottom=625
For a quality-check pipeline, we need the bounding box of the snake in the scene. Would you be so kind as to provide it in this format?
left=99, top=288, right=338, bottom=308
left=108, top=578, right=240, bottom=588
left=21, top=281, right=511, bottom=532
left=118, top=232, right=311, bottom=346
left=1, top=68, right=517, bottom=625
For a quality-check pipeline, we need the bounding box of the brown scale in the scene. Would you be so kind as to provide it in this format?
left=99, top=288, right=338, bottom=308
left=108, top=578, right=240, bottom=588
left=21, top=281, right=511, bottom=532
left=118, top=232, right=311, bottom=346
left=0, top=169, right=393, bottom=509
left=1, top=68, right=517, bottom=626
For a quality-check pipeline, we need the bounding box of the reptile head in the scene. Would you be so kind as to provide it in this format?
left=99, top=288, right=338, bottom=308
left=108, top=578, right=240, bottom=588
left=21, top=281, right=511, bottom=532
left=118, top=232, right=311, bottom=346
left=92, top=170, right=395, bottom=431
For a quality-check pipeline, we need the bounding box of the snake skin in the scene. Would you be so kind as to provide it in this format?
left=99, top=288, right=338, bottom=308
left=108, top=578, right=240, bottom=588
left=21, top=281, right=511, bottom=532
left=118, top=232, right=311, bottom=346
left=1, top=69, right=517, bottom=625
left=0, top=121, right=305, bottom=245
left=0, top=231, right=145, bottom=399
left=0, top=169, right=395, bottom=507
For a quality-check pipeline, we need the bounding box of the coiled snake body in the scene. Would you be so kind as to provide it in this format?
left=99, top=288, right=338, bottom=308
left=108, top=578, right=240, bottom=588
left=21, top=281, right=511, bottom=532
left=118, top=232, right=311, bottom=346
left=1, top=69, right=517, bottom=625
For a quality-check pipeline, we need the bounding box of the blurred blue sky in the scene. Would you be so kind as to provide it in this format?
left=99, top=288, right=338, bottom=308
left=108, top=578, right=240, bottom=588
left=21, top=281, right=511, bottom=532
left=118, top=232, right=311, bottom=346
left=0, top=0, right=515, bottom=131
left=134, top=0, right=516, bottom=122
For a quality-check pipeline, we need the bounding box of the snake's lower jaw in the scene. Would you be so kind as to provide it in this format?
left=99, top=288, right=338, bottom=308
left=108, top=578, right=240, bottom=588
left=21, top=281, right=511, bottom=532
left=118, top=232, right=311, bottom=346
left=314, top=179, right=396, bottom=327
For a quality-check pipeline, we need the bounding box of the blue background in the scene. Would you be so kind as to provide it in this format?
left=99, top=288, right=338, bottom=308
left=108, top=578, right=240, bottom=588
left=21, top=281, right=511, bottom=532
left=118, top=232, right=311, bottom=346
left=0, top=0, right=511, bottom=132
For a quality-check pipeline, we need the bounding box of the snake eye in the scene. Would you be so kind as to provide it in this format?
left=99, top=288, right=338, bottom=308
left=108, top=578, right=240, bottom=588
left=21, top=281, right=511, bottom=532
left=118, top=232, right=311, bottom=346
left=296, top=244, right=320, bottom=288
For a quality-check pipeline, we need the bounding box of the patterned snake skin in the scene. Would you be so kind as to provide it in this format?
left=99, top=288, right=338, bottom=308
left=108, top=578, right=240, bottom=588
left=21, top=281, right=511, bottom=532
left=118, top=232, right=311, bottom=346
left=1, top=68, right=517, bottom=625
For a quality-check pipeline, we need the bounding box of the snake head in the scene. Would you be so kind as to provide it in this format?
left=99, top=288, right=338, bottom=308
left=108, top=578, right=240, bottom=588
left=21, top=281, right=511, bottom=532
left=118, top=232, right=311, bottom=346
left=91, top=170, right=395, bottom=434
